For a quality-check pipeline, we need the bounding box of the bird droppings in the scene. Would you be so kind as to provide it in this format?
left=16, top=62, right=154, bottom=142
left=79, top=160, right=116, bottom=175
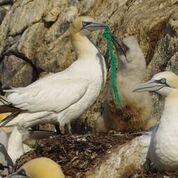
left=16, top=132, right=135, bottom=177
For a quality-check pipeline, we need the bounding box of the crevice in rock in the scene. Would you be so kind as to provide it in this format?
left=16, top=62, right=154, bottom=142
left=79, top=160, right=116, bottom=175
left=43, top=20, right=54, bottom=28
left=0, top=51, right=43, bottom=83
left=146, top=18, right=170, bottom=64
left=0, top=0, right=13, bottom=6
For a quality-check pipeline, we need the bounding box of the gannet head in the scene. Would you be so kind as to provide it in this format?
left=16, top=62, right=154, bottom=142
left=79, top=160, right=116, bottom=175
left=70, top=16, right=107, bottom=36
left=8, top=157, right=65, bottom=178
left=133, top=71, right=178, bottom=96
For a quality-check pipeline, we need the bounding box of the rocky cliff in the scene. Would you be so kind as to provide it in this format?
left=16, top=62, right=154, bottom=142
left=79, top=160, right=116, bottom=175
left=1, top=0, right=178, bottom=177
left=0, top=0, right=177, bottom=130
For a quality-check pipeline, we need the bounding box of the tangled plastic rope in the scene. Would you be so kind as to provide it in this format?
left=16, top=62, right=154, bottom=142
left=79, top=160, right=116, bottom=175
left=102, top=26, right=121, bottom=107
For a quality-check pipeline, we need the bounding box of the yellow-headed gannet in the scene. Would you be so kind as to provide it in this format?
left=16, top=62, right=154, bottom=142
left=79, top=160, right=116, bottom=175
left=97, top=36, right=155, bottom=132
left=134, top=71, right=178, bottom=170
left=6, top=157, right=65, bottom=178
left=0, top=16, right=107, bottom=132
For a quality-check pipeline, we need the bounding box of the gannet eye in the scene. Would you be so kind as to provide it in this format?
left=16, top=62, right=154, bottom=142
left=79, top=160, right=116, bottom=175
left=156, top=78, right=170, bottom=87
left=159, top=78, right=167, bottom=84
left=16, top=169, right=27, bottom=176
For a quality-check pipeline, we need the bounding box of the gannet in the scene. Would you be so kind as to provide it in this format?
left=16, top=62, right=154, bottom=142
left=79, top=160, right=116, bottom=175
left=6, top=157, right=65, bottom=178
left=0, top=128, right=8, bottom=148
left=0, top=143, right=13, bottom=177
left=0, top=16, right=107, bottom=132
left=97, top=36, right=155, bottom=132
left=134, top=71, right=178, bottom=170
left=7, top=126, right=28, bottom=163
left=7, top=125, right=57, bottom=163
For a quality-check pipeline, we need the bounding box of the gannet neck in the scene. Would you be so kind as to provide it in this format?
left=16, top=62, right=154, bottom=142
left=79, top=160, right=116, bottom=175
left=71, top=32, right=98, bottom=59
left=162, top=90, right=178, bottom=122
left=157, top=92, right=178, bottom=122
left=7, top=126, right=24, bottom=163
left=149, top=89, right=178, bottom=169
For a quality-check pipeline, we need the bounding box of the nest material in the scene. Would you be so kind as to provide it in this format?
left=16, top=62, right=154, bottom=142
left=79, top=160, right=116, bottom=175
left=16, top=133, right=134, bottom=177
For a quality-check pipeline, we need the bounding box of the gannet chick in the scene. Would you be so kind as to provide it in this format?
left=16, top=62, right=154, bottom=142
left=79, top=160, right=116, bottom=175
left=99, top=36, right=155, bottom=132
left=6, top=157, right=65, bottom=178
left=0, top=16, right=107, bottom=133
left=134, top=71, right=178, bottom=171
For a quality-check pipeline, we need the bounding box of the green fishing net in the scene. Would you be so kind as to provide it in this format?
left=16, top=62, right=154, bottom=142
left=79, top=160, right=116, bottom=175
left=102, top=26, right=121, bottom=107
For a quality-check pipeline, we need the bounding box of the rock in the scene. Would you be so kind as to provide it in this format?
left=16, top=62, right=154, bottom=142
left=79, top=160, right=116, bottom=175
left=43, top=0, right=67, bottom=23
left=0, top=55, right=33, bottom=87
left=0, top=7, right=7, bottom=24
left=8, top=0, right=48, bottom=36
left=86, top=134, right=151, bottom=178
left=0, top=0, right=13, bottom=5
left=146, top=10, right=178, bottom=120
left=107, top=0, right=177, bottom=63
left=17, top=22, right=47, bottom=60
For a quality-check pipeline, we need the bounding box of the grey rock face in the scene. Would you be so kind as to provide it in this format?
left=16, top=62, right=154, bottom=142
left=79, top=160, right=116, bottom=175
left=0, top=0, right=177, bottom=130
left=0, top=0, right=13, bottom=5
left=0, top=55, right=33, bottom=88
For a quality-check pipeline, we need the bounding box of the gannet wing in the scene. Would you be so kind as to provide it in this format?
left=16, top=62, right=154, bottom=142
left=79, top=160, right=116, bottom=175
left=5, top=78, right=89, bottom=113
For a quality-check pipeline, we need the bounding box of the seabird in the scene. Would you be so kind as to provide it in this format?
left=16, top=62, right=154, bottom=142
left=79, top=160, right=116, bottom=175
left=97, top=36, right=155, bottom=132
left=7, top=125, right=57, bottom=163
left=6, top=157, right=65, bottom=178
left=7, top=126, right=29, bottom=163
left=134, top=71, right=178, bottom=170
left=0, top=16, right=107, bottom=133
left=0, top=143, right=13, bottom=177
left=0, top=128, right=8, bottom=148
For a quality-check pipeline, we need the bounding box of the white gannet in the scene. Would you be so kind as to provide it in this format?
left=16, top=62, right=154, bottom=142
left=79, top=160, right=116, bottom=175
left=134, top=71, right=178, bottom=170
left=0, top=128, right=8, bottom=148
left=0, top=16, right=107, bottom=132
left=97, top=36, right=155, bottom=132
left=7, top=126, right=27, bottom=163
left=7, top=125, right=57, bottom=163
left=6, top=157, right=65, bottom=178
left=0, top=143, right=13, bottom=177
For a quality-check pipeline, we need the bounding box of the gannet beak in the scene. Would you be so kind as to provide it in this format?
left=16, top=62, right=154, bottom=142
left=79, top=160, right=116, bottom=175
left=82, top=21, right=107, bottom=31
left=133, top=80, right=165, bottom=92
left=6, top=169, right=28, bottom=178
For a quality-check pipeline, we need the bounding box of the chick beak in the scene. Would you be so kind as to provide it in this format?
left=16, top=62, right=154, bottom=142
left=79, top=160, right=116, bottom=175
left=133, top=80, right=165, bottom=92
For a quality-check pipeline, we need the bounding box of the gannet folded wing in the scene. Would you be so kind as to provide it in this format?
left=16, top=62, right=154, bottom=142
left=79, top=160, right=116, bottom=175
left=5, top=77, right=89, bottom=113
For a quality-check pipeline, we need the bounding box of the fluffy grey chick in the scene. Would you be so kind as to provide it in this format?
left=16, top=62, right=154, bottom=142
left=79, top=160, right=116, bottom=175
left=97, top=36, right=157, bottom=132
